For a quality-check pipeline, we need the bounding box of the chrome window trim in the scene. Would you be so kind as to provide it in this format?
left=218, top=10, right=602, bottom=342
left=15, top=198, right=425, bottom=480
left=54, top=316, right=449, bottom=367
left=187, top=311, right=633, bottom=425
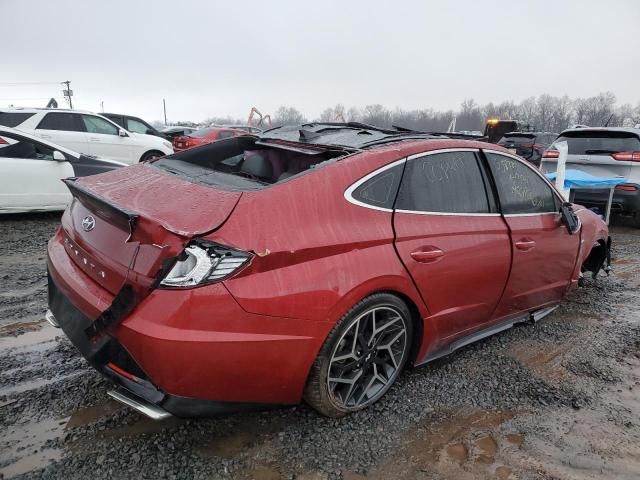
left=503, top=212, right=560, bottom=217
left=406, top=147, right=480, bottom=161
left=344, top=148, right=492, bottom=215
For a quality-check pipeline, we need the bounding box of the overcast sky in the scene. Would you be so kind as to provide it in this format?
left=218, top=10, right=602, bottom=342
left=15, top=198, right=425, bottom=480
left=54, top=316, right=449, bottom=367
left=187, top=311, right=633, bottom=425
left=1, top=0, right=638, bottom=123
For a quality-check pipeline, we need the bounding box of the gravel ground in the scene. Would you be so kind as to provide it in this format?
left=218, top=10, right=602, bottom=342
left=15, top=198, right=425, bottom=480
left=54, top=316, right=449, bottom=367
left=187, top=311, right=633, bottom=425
left=0, top=213, right=639, bottom=480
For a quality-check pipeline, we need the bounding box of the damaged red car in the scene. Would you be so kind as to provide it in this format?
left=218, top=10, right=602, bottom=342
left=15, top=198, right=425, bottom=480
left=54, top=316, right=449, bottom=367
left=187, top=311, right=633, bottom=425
left=46, top=123, right=611, bottom=419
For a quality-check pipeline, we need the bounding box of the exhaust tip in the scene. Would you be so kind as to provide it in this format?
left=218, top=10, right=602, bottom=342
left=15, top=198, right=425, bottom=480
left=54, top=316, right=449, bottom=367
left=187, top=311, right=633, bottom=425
left=45, top=309, right=60, bottom=328
left=107, top=389, right=171, bottom=420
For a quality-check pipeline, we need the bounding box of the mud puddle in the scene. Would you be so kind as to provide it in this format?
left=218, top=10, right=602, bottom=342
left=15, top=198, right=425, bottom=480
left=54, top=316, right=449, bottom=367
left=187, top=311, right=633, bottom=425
left=0, top=322, right=58, bottom=352
left=0, top=417, right=67, bottom=478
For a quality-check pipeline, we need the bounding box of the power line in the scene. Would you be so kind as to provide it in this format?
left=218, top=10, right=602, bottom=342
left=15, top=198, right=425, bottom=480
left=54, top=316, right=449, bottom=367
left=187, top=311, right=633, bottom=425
left=0, top=81, right=62, bottom=86
left=0, top=97, right=51, bottom=100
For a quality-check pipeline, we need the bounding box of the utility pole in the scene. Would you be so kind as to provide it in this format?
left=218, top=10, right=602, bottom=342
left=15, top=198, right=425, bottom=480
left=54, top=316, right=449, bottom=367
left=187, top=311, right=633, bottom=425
left=163, top=98, right=167, bottom=126
left=62, top=80, right=73, bottom=109
left=100, top=100, right=104, bottom=112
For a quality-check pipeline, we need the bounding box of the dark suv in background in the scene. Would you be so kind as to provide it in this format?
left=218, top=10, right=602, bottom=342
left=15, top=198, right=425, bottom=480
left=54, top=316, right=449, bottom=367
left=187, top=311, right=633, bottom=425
left=102, top=113, right=168, bottom=139
left=498, top=132, right=556, bottom=166
left=540, top=127, right=640, bottom=227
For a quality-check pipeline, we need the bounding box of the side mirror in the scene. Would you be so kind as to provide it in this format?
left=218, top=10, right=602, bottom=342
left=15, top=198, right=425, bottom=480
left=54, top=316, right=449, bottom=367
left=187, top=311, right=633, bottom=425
left=52, top=150, right=66, bottom=162
left=560, top=202, right=580, bottom=234
left=118, top=128, right=129, bottom=137
left=146, top=129, right=156, bottom=135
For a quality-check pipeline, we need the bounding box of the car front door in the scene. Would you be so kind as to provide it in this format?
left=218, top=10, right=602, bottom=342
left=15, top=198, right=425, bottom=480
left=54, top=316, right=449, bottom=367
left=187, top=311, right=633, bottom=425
left=34, top=112, right=89, bottom=155
left=82, top=114, right=135, bottom=163
left=0, top=133, right=74, bottom=211
left=484, top=151, right=580, bottom=318
left=392, top=149, right=512, bottom=349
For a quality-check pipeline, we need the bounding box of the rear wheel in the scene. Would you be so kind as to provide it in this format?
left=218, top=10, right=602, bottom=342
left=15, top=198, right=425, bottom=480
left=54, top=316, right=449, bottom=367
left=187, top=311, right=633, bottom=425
left=140, top=150, right=164, bottom=162
left=304, top=293, right=413, bottom=417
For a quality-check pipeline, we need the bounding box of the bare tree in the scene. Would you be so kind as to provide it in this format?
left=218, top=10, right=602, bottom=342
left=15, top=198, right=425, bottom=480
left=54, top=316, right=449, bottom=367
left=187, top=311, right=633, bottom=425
left=271, top=106, right=307, bottom=127
left=162, top=91, right=633, bottom=134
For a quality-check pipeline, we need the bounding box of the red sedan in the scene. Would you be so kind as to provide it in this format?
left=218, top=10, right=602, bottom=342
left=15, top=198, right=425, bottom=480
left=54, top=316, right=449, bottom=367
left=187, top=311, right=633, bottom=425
left=172, top=126, right=244, bottom=151
left=47, top=123, right=610, bottom=418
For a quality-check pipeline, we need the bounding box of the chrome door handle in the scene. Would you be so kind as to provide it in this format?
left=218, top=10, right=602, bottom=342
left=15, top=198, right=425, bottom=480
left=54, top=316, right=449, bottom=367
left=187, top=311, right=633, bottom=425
left=410, top=248, right=445, bottom=263
left=515, top=240, right=536, bottom=251
left=89, top=137, right=100, bottom=142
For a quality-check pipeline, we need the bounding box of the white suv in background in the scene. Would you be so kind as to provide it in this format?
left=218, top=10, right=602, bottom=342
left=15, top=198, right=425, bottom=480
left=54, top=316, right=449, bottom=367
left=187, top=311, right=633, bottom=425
left=0, top=108, right=173, bottom=165
left=540, top=127, right=640, bottom=227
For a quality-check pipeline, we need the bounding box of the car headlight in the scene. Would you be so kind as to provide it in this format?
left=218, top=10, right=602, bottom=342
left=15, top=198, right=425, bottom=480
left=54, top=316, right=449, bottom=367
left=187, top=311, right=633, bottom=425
left=162, top=141, right=172, bottom=149
left=160, top=242, right=251, bottom=288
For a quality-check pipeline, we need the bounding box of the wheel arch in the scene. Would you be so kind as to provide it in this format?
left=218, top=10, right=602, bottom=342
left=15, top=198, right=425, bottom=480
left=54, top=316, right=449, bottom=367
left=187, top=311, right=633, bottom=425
left=139, top=149, right=165, bottom=162
left=323, top=280, right=429, bottom=368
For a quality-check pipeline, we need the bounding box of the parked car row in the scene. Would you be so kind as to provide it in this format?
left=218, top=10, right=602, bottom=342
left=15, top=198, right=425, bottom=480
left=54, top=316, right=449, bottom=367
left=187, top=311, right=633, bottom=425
left=0, top=108, right=173, bottom=165
left=0, top=106, right=268, bottom=213
left=44, top=122, right=610, bottom=419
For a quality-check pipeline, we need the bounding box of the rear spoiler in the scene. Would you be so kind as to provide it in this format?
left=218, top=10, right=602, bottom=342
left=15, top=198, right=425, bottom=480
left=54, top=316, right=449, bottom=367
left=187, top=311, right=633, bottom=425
left=63, top=178, right=138, bottom=239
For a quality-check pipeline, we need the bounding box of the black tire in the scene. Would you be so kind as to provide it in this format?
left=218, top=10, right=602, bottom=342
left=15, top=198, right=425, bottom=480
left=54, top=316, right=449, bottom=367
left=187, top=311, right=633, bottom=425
left=631, top=211, right=640, bottom=229
left=304, top=293, right=413, bottom=417
left=140, top=150, right=164, bottom=162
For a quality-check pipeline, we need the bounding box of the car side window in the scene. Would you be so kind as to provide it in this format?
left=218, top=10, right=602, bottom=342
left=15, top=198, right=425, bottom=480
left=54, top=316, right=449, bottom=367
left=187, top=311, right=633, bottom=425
left=127, top=118, right=149, bottom=134
left=0, top=134, right=55, bottom=160
left=396, top=151, right=491, bottom=214
left=82, top=115, right=118, bottom=135
left=0, top=112, right=36, bottom=127
left=351, top=163, right=404, bottom=209
left=486, top=152, right=558, bottom=214
left=218, top=131, right=236, bottom=139
left=37, top=112, right=84, bottom=132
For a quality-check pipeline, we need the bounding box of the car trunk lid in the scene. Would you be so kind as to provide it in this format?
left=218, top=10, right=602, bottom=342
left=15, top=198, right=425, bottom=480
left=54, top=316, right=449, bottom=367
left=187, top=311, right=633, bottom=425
left=60, top=163, right=242, bottom=299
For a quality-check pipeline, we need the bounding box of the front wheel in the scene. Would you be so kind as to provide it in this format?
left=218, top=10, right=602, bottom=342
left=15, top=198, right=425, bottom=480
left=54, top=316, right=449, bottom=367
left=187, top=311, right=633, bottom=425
left=140, top=150, right=164, bottom=162
left=304, top=293, right=413, bottom=417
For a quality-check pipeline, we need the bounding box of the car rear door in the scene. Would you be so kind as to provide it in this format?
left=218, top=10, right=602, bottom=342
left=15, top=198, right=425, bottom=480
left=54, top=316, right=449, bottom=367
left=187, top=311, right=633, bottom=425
left=485, top=151, right=579, bottom=318
left=35, top=112, right=89, bottom=155
left=392, top=149, right=512, bottom=345
left=0, top=132, right=73, bottom=211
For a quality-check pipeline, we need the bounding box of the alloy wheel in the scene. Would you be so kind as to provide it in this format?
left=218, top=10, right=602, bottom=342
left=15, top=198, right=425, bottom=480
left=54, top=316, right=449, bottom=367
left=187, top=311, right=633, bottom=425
left=327, top=306, right=409, bottom=409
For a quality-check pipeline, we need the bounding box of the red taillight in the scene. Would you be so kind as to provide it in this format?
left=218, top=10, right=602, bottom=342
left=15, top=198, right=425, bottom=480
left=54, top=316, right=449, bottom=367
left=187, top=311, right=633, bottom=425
left=611, top=151, right=640, bottom=162
left=615, top=185, right=639, bottom=192
left=542, top=150, right=560, bottom=159
left=0, top=137, right=8, bottom=144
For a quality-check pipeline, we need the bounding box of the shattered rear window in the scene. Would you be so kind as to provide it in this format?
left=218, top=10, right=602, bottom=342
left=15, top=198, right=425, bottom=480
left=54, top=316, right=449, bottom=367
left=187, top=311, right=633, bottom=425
left=153, top=136, right=343, bottom=189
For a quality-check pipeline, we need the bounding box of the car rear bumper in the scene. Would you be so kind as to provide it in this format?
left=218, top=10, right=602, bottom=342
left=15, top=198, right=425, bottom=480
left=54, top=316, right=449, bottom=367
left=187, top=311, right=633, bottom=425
left=573, top=185, right=640, bottom=215
left=47, top=229, right=329, bottom=416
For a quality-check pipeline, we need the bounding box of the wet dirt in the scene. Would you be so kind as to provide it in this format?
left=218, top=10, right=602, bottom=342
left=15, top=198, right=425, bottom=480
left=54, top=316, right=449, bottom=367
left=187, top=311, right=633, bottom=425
left=0, top=213, right=639, bottom=479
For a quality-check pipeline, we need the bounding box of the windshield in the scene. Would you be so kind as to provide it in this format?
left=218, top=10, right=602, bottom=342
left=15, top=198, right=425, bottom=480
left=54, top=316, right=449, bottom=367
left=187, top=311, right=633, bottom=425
left=554, top=131, right=640, bottom=155
left=153, top=136, right=343, bottom=189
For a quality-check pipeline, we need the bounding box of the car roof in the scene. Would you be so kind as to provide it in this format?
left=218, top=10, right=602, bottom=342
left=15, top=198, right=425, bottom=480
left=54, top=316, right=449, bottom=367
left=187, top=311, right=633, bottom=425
left=0, top=107, right=95, bottom=115
left=258, top=122, right=476, bottom=152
